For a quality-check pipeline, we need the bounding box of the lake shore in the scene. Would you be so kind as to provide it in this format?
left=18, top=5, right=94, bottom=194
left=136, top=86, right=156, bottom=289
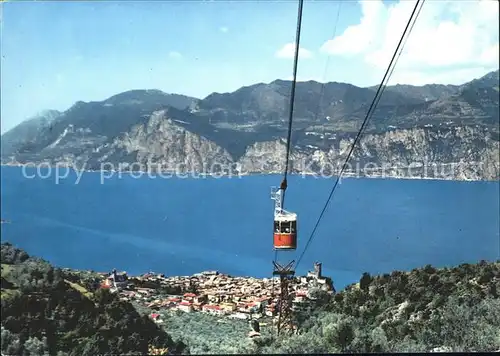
left=1, top=162, right=494, bottom=182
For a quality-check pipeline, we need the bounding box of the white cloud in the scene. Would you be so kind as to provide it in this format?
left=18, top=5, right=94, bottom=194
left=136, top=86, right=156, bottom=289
left=320, top=0, right=499, bottom=84
left=321, top=1, right=386, bottom=56
left=168, top=51, right=182, bottom=59
left=219, top=26, right=229, bottom=33
left=275, top=43, right=313, bottom=59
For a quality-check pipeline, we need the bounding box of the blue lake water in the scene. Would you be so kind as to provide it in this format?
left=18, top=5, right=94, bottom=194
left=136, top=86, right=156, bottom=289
left=1, top=166, right=499, bottom=290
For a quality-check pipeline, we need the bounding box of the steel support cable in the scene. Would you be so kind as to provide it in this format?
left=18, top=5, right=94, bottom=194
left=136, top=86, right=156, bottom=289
left=272, top=0, right=305, bottom=300
left=280, top=0, right=304, bottom=209
left=273, top=0, right=304, bottom=266
left=315, top=0, right=343, bottom=140
left=295, top=0, right=425, bottom=271
left=277, top=0, right=341, bottom=261
left=273, top=1, right=342, bottom=286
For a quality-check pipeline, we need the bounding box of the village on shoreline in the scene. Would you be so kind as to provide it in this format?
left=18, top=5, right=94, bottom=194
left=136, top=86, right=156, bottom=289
left=96, top=262, right=335, bottom=327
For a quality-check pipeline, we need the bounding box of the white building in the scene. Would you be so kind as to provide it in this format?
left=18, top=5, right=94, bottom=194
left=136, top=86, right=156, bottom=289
left=178, top=301, right=193, bottom=313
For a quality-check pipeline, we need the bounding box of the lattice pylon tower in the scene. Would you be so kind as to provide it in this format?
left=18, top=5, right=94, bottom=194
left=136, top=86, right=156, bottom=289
left=273, top=260, right=296, bottom=336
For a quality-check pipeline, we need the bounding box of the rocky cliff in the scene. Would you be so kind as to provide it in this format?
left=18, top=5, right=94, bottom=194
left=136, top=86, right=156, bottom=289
left=240, top=126, right=499, bottom=180
left=2, top=70, right=499, bottom=180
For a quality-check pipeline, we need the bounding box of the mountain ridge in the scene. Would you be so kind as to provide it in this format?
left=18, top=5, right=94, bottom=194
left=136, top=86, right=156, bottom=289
left=2, top=69, right=499, bottom=180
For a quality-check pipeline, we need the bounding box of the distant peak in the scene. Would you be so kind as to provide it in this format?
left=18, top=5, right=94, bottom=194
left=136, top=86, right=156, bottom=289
left=103, top=89, right=167, bottom=102
left=101, top=90, right=199, bottom=106
left=66, top=101, right=87, bottom=112
left=462, top=68, right=500, bottom=89
left=32, top=109, right=62, bottom=119
left=480, top=69, right=499, bottom=80
left=270, top=79, right=288, bottom=85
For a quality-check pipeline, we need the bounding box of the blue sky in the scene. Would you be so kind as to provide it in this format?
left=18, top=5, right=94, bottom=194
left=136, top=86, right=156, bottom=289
left=1, top=0, right=498, bottom=133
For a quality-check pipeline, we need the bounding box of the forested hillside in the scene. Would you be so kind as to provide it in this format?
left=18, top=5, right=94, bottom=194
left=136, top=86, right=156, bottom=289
left=267, top=263, right=500, bottom=353
left=0, top=243, right=186, bottom=355
left=2, top=242, right=499, bottom=354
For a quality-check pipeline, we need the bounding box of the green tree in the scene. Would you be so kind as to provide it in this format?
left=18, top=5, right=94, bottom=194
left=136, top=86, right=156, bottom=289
left=23, top=336, right=48, bottom=355
left=326, top=319, right=355, bottom=352
left=360, top=272, right=372, bottom=292
left=371, top=326, right=388, bottom=352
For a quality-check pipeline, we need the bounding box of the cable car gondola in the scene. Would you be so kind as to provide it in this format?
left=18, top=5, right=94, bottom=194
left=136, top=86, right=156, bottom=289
left=271, top=187, right=297, bottom=250
left=274, top=210, right=297, bottom=250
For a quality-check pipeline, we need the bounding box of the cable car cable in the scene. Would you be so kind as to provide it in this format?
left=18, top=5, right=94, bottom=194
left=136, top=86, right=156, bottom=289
left=295, top=0, right=424, bottom=270
left=294, top=0, right=425, bottom=271
left=271, top=0, right=305, bottom=303
left=273, top=0, right=304, bottom=256
left=280, top=0, right=304, bottom=208
left=273, top=0, right=341, bottom=286
left=314, top=1, right=343, bottom=143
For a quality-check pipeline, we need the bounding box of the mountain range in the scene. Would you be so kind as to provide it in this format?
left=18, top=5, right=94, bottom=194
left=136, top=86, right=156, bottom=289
left=1, top=70, right=499, bottom=180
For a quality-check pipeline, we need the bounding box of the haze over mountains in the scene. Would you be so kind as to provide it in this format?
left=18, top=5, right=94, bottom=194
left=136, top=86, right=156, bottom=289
left=1, top=70, right=499, bottom=180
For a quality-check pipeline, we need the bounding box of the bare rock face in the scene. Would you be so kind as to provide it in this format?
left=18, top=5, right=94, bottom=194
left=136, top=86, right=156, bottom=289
left=238, top=140, right=307, bottom=174
left=2, top=70, right=499, bottom=181
left=237, top=127, right=499, bottom=180
left=102, top=111, right=234, bottom=173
